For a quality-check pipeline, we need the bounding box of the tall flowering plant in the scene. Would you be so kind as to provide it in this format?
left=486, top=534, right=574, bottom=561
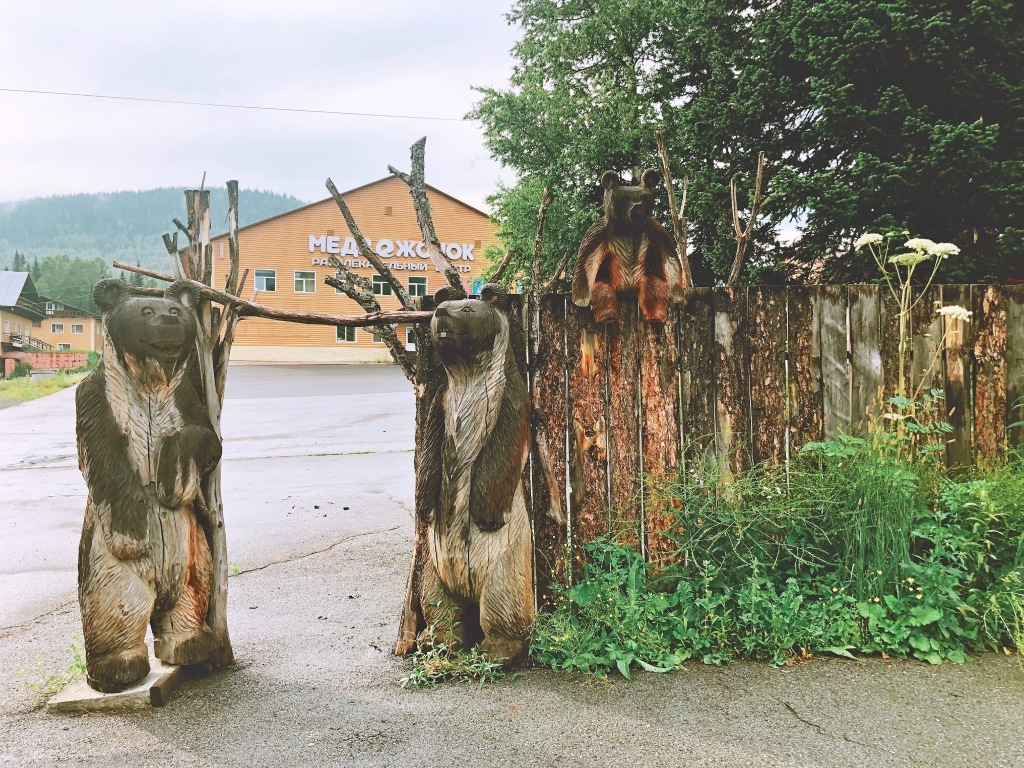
left=854, top=233, right=965, bottom=400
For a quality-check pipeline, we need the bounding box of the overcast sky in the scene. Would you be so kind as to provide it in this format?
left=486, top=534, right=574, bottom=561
left=0, top=1, right=521, bottom=210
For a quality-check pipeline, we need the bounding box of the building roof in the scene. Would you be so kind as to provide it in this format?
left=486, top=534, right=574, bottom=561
left=0, top=272, right=45, bottom=321
left=38, top=294, right=99, bottom=318
left=210, top=176, right=491, bottom=241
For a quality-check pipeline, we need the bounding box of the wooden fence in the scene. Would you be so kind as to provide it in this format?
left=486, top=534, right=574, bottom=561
left=416, top=284, right=1024, bottom=606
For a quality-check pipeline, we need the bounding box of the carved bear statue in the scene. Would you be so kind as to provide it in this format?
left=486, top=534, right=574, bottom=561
left=76, top=278, right=222, bottom=692
left=571, top=169, right=684, bottom=324
left=416, top=284, right=533, bottom=664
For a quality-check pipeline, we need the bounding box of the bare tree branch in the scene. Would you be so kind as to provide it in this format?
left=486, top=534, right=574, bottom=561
left=531, top=188, right=554, bottom=302
left=490, top=249, right=516, bottom=285
left=326, top=177, right=413, bottom=310
left=113, top=260, right=431, bottom=332
left=654, top=130, right=692, bottom=289
left=727, top=151, right=767, bottom=288
left=388, top=137, right=466, bottom=297
left=541, top=251, right=572, bottom=293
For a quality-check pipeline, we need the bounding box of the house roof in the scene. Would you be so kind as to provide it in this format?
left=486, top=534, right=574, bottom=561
left=0, top=272, right=45, bottom=321
left=209, top=176, right=491, bottom=241
left=38, top=294, right=98, bottom=318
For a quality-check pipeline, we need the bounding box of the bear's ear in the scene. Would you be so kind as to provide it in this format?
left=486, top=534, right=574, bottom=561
left=92, top=278, right=129, bottom=313
left=433, top=286, right=464, bottom=305
left=479, top=283, right=509, bottom=309
left=641, top=169, right=661, bottom=189
left=600, top=171, right=621, bottom=190
left=165, top=281, right=200, bottom=309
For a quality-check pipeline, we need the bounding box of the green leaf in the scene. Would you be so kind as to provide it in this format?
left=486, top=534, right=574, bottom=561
left=615, top=658, right=632, bottom=679
left=910, top=606, right=942, bottom=626
left=822, top=646, right=856, bottom=659
left=636, top=658, right=674, bottom=673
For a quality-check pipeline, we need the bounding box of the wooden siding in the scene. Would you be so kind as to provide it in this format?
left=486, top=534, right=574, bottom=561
left=211, top=176, right=500, bottom=353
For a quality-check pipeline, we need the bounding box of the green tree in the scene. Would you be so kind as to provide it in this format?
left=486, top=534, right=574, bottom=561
left=11, top=251, right=27, bottom=272
left=473, top=0, right=1024, bottom=283
left=30, top=256, right=41, bottom=281
left=35, top=255, right=111, bottom=314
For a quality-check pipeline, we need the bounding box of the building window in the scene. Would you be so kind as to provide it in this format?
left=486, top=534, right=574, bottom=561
left=372, top=274, right=392, bottom=296
left=294, top=271, right=316, bottom=293
left=336, top=326, right=356, bottom=343
left=71, top=324, right=84, bottom=334
left=51, top=323, right=64, bottom=334
left=406, top=326, right=417, bottom=351
left=408, top=276, right=427, bottom=297
left=371, top=328, right=385, bottom=344
left=3, top=320, right=8, bottom=334
left=45, top=302, right=58, bottom=315
left=255, top=269, right=277, bottom=292
left=58, top=343, right=71, bottom=351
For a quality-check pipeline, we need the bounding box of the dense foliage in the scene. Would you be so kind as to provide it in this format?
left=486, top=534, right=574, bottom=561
left=533, top=421, right=1024, bottom=676
left=473, top=0, right=1024, bottom=285
left=0, top=187, right=305, bottom=273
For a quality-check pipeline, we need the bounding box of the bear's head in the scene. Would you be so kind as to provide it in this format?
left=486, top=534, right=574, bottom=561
left=93, top=278, right=199, bottom=377
left=601, top=169, right=660, bottom=231
left=431, top=283, right=510, bottom=366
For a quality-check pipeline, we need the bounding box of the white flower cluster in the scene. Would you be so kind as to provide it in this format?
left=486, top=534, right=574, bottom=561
left=854, top=232, right=884, bottom=249
left=928, top=242, right=960, bottom=258
left=904, top=237, right=937, bottom=252
left=936, top=305, right=972, bottom=322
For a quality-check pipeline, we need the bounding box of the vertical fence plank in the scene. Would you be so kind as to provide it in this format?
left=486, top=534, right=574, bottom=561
left=749, top=286, right=788, bottom=465
left=788, top=286, right=824, bottom=453
left=910, top=285, right=943, bottom=395
left=1006, top=285, right=1024, bottom=450
left=566, top=304, right=610, bottom=563
left=942, top=285, right=973, bottom=468
left=531, top=295, right=569, bottom=607
left=641, top=302, right=682, bottom=568
left=606, top=300, right=643, bottom=550
left=973, top=285, right=1007, bottom=464
left=878, top=286, right=902, bottom=402
left=850, top=285, right=884, bottom=429
left=679, top=288, right=717, bottom=470
left=713, top=287, right=751, bottom=478
left=820, top=285, right=851, bottom=440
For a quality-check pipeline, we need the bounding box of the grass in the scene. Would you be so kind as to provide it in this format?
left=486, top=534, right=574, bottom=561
left=18, top=637, right=87, bottom=705
left=0, top=371, right=85, bottom=407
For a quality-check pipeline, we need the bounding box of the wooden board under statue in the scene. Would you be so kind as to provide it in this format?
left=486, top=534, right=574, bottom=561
left=76, top=278, right=222, bottom=692
left=414, top=283, right=533, bottom=664
left=571, top=169, right=685, bottom=324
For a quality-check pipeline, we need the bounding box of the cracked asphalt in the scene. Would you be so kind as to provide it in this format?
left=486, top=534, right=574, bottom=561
left=2, top=364, right=1023, bottom=768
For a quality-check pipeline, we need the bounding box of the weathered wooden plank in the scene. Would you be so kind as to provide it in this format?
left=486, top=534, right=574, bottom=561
left=942, top=285, right=973, bottom=469
left=713, top=287, right=751, bottom=478
left=1006, top=285, right=1024, bottom=450
left=748, top=286, right=788, bottom=465
left=788, top=286, right=824, bottom=452
left=850, top=284, right=884, bottom=430
left=973, top=285, right=1007, bottom=464
left=566, top=304, right=610, bottom=563
left=820, top=285, right=851, bottom=440
left=531, top=294, right=569, bottom=607
left=909, top=285, right=944, bottom=396
left=641, top=301, right=682, bottom=568
left=679, top=288, right=717, bottom=471
left=878, top=286, right=902, bottom=403
left=605, top=299, right=643, bottom=550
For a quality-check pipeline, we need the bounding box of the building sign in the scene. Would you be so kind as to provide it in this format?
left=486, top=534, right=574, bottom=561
left=309, top=235, right=475, bottom=260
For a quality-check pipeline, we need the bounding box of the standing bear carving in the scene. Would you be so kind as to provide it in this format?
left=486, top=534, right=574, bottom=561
left=572, top=169, right=684, bottom=324
left=76, top=278, right=222, bottom=692
left=416, top=284, right=533, bottom=664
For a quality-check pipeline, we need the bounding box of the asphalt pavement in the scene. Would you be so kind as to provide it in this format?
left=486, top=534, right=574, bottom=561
left=1, top=364, right=1023, bottom=768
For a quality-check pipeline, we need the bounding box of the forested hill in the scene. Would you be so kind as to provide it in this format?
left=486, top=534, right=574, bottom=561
left=0, top=187, right=307, bottom=272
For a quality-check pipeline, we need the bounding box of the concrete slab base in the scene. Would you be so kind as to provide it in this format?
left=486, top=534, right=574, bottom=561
left=47, top=658, right=186, bottom=714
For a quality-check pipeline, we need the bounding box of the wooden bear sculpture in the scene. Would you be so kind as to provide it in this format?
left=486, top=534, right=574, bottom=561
left=572, top=169, right=684, bottom=324
left=76, top=278, right=222, bottom=692
left=416, top=284, right=533, bottom=664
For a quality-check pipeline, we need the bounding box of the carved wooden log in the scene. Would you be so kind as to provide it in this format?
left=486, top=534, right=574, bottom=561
left=77, top=279, right=222, bottom=692
left=414, top=284, right=533, bottom=664
left=571, top=170, right=683, bottom=325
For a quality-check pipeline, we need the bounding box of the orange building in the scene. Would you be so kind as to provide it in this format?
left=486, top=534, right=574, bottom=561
left=31, top=297, right=103, bottom=353
left=211, top=176, right=500, bottom=363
